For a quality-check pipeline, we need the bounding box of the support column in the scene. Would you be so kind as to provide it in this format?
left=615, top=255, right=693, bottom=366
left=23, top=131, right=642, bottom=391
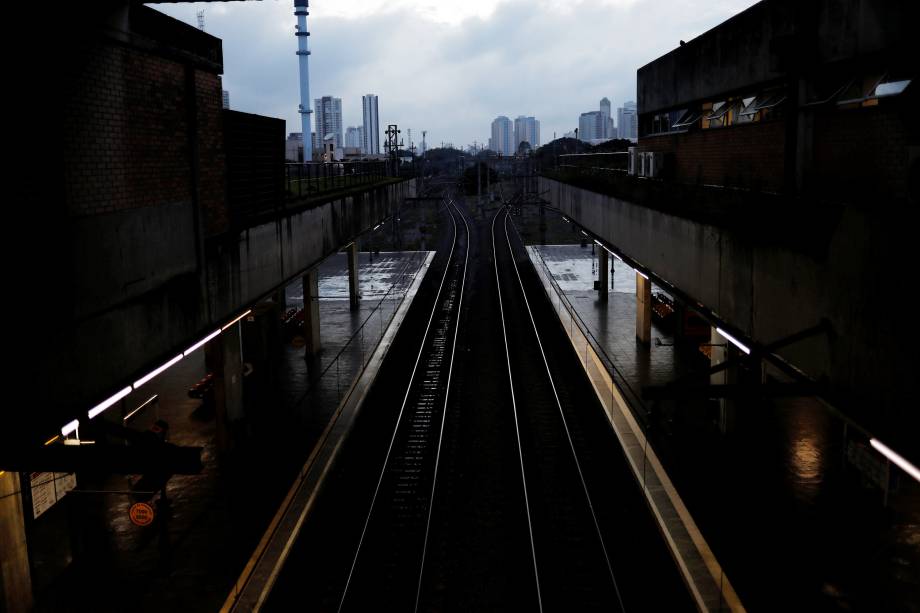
left=347, top=241, right=360, bottom=310
left=204, top=323, right=244, bottom=455
left=710, top=327, right=738, bottom=435
left=636, top=272, right=651, bottom=344
left=597, top=248, right=609, bottom=303
left=302, top=269, right=321, bottom=359
left=0, top=472, right=33, bottom=613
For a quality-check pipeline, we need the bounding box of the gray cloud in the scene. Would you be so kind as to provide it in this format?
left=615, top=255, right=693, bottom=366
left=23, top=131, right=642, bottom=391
left=153, top=1, right=753, bottom=147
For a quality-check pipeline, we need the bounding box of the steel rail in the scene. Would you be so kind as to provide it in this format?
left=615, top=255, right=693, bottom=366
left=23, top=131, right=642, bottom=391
left=412, top=196, right=471, bottom=611
left=491, top=206, right=545, bottom=613
left=338, top=193, right=464, bottom=612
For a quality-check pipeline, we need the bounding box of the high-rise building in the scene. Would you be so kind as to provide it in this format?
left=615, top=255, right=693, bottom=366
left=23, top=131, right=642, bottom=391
left=345, top=126, right=361, bottom=149
left=222, top=90, right=230, bottom=110
left=285, top=132, right=303, bottom=162
left=599, top=97, right=614, bottom=138
left=617, top=101, right=638, bottom=142
left=513, top=116, right=540, bottom=152
left=314, top=96, right=344, bottom=150
left=579, top=111, right=605, bottom=141
left=362, top=94, right=380, bottom=155
left=491, top=115, right=514, bottom=156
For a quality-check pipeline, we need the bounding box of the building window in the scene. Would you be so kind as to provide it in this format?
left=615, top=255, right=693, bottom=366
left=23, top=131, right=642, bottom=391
left=738, top=91, right=786, bottom=121
left=703, top=101, right=727, bottom=128
left=672, top=108, right=702, bottom=129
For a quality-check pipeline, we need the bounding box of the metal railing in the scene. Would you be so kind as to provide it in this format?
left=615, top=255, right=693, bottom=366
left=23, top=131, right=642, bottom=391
left=284, top=160, right=391, bottom=200
left=520, top=234, right=744, bottom=613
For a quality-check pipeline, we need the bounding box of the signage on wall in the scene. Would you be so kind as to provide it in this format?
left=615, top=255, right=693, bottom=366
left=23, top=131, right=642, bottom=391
left=29, top=472, right=77, bottom=519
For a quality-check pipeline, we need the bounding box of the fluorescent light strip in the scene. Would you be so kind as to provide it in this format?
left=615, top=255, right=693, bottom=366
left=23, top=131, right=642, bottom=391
left=581, top=231, right=588, bottom=237
left=134, top=354, right=184, bottom=388
left=635, top=270, right=649, bottom=280
left=716, top=327, right=751, bottom=355
left=88, top=386, right=133, bottom=419
left=221, top=309, right=253, bottom=331
left=373, top=223, right=382, bottom=231
left=183, top=329, right=221, bottom=356
left=124, top=395, right=158, bottom=424
left=870, top=438, right=920, bottom=483
left=61, top=419, right=79, bottom=436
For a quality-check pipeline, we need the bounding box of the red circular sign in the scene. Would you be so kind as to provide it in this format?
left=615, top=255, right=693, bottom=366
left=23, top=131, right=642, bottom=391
left=129, top=502, right=155, bottom=527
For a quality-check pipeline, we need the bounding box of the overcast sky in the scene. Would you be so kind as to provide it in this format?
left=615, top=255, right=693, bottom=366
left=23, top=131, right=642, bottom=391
left=152, top=0, right=754, bottom=148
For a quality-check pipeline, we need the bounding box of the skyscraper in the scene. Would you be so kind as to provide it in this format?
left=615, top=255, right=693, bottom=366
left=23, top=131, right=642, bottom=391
left=579, top=111, right=604, bottom=141
left=617, top=101, right=638, bottom=142
left=345, top=126, right=361, bottom=149
left=362, top=94, right=380, bottom=155
left=314, top=96, right=343, bottom=150
left=491, top=116, right=514, bottom=156
left=513, top=116, right=540, bottom=152
left=599, top=97, right=613, bottom=138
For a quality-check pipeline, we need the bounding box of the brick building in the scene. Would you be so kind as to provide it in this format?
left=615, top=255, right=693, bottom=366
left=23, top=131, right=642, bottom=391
left=636, top=0, right=916, bottom=203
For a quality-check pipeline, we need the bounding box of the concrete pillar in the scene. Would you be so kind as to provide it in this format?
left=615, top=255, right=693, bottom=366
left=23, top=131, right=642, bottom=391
left=347, top=241, right=360, bottom=310
left=302, top=269, right=321, bottom=359
left=205, top=323, right=244, bottom=455
left=710, top=327, right=737, bottom=435
left=597, top=248, right=609, bottom=303
left=636, top=272, right=652, bottom=344
left=0, top=472, right=33, bottom=613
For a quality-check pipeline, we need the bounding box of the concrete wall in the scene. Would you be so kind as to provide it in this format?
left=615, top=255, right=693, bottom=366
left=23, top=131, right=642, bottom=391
left=36, top=178, right=414, bottom=446
left=637, top=0, right=912, bottom=114
left=539, top=176, right=914, bottom=442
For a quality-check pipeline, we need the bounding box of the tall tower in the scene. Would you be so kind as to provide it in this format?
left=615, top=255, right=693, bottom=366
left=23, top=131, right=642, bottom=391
left=362, top=94, right=380, bottom=155
left=294, top=0, right=312, bottom=161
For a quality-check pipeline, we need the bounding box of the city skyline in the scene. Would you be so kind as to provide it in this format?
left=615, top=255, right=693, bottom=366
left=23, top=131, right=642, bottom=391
left=154, top=0, right=754, bottom=148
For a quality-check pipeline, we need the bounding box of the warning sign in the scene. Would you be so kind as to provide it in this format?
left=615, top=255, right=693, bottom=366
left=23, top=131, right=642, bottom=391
left=129, top=501, right=155, bottom=527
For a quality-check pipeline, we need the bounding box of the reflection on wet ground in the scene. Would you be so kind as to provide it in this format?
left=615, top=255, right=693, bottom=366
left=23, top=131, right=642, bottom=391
left=514, top=201, right=919, bottom=612
left=32, top=203, right=441, bottom=612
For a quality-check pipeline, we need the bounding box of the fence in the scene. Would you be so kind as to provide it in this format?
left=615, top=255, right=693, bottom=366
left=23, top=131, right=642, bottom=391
left=284, top=161, right=391, bottom=200
left=522, top=234, right=744, bottom=613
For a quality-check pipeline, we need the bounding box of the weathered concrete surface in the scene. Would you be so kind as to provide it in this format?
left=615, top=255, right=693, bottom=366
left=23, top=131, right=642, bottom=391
left=540, top=176, right=913, bottom=442
left=36, top=179, right=415, bottom=443
left=637, top=0, right=911, bottom=114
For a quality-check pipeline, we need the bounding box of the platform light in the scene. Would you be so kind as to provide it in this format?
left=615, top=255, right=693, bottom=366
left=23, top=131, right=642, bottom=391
left=870, top=438, right=920, bottom=483
left=635, top=269, right=649, bottom=280
left=183, top=329, right=221, bottom=356
left=221, top=309, right=252, bottom=331
left=88, top=385, right=133, bottom=419
left=61, top=419, right=80, bottom=437
left=581, top=231, right=588, bottom=238
left=716, top=327, right=751, bottom=355
left=124, top=395, right=158, bottom=425
left=134, top=354, right=184, bottom=389
left=373, top=223, right=382, bottom=231
left=561, top=217, right=570, bottom=223
left=44, top=435, right=60, bottom=446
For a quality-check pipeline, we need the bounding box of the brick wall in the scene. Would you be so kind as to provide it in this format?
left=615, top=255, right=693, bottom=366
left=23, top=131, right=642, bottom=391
left=224, top=110, right=285, bottom=227
left=640, top=120, right=786, bottom=192
left=62, top=19, right=228, bottom=236
left=811, top=105, right=910, bottom=203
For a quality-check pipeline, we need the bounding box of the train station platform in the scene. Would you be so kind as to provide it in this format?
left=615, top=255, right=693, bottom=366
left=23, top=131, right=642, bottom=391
left=31, top=232, right=436, bottom=612
left=518, top=215, right=920, bottom=612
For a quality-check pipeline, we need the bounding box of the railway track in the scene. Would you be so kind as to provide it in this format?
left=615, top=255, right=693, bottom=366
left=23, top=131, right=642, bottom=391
left=337, top=194, right=470, bottom=612
left=488, top=205, right=625, bottom=612
left=266, top=194, right=693, bottom=613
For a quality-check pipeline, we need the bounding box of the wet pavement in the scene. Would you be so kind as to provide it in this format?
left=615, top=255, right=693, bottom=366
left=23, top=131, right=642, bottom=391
left=514, top=204, right=920, bottom=612
left=31, top=203, right=439, bottom=612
